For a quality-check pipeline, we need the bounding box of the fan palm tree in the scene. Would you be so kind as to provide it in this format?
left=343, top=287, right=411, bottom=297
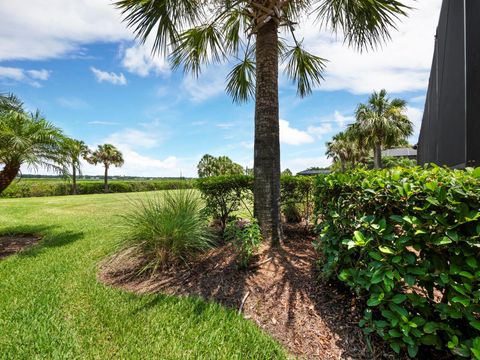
left=197, top=154, right=219, bottom=177
left=86, top=144, right=124, bottom=193
left=0, top=96, right=68, bottom=194
left=353, top=89, right=413, bottom=169
left=326, top=128, right=367, bottom=171
left=326, top=132, right=350, bottom=172
left=64, top=138, right=89, bottom=195
left=115, top=0, right=410, bottom=245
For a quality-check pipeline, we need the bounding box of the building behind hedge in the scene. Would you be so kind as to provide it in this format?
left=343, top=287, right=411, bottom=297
left=417, top=0, right=480, bottom=168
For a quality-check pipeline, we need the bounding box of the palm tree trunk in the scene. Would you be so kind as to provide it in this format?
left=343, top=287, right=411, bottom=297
left=254, top=19, right=282, bottom=246
left=340, top=160, right=346, bottom=172
left=374, top=143, right=382, bottom=169
left=0, top=162, right=20, bottom=195
left=104, top=165, right=109, bottom=193
left=72, top=165, right=77, bottom=195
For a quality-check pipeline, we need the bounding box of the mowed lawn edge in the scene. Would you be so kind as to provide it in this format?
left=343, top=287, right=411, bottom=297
left=0, top=192, right=287, bottom=359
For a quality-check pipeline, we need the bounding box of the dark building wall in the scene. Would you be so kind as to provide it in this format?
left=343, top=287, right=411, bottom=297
left=466, top=1, right=480, bottom=166
left=418, top=0, right=480, bottom=167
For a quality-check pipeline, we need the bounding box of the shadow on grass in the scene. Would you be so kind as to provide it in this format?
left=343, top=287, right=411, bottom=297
left=0, top=224, right=84, bottom=259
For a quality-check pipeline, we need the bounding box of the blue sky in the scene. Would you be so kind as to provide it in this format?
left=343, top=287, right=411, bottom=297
left=0, top=0, right=442, bottom=177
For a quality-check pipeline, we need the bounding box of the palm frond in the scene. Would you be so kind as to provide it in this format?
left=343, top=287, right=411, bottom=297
left=226, top=52, right=256, bottom=103
left=115, top=0, right=200, bottom=55
left=170, top=24, right=226, bottom=76
left=283, top=44, right=327, bottom=97
left=314, top=0, right=410, bottom=51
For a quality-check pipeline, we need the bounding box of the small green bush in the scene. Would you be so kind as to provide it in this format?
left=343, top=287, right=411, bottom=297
left=196, top=175, right=315, bottom=229
left=196, top=175, right=253, bottom=231
left=282, top=202, right=302, bottom=223
left=120, top=189, right=214, bottom=272
left=225, top=219, right=263, bottom=269
left=281, top=175, right=314, bottom=223
left=315, top=166, right=480, bottom=358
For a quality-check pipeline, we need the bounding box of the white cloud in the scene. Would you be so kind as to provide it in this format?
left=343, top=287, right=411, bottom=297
left=280, top=119, right=314, bottom=145
left=27, top=69, right=50, bottom=80
left=121, top=39, right=170, bottom=77
left=294, top=0, right=442, bottom=94
left=91, top=67, right=127, bottom=85
left=333, top=111, right=354, bottom=128
left=410, top=95, right=427, bottom=104
left=88, top=121, right=118, bottom=126
left=0, top=66, right=25, bottom=81
left=308, top=123, right=332, bottom=139
left=182, top=66, right=227, bottom=102
left=0, top=1, right=132, bottom=61
left=282, top=155, right=331, bottom=174
left=80, top=148, right=180, bottom=178
left=239, top=141, right=254, bottom=149
left=406, top=106, right=424, bottom=142
left=0, top=66, right=50, bottom=87
left=216, top=122, right=236, bottom=129
left=105, top=129, right=160, bottom=149
left=58, top=97, right=89, bottom=109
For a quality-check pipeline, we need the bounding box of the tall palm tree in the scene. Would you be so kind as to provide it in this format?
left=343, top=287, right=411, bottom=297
left=115, top=0, right=410, bottom=245
left=87, top=144, right=124, bottom=193
left=0, top=96, right=67, bottom=194
left=353, top=89, right=413, bottom=169
left=64, top=138, right=89, bottom=195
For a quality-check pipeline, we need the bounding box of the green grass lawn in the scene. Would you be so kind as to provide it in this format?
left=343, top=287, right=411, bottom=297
left=0, top=192, right=286, bottom=359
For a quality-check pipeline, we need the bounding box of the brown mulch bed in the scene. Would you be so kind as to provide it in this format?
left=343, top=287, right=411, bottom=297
left=98, top=224, right=403, bottom=360
left=0, top=234, right=41, bottom=259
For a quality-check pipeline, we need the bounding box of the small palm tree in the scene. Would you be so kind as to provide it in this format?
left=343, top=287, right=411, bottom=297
left=115, top=0, right=410, bottom=245
left=64, top=138, right=89, bottom=195
left=0, top=95, right=67, bottom=194
left=87, top=144, right=124, bottom=193
left=326, top=132, right=349, bottom=172
left=353, top=89, right=413, bottom=169
left=326, top=129, right=367, bottom=171
left=197, top=154, right=219, bottom=178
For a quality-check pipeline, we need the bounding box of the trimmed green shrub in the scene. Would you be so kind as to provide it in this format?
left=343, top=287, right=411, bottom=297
left=0, top=179, right=194, bottom=198
left=283, top=202, right=302, bottom=223
left=120, top=189, right=214, bottom=273
left=196, top=175, right=253, bottom=231
left=196, top=174, right=315, bottom=229
left=225, top=218, right=263, bottom=269
left=315, top=166, right=480, bottom=358
left=281, top=175, right=314, bottom=223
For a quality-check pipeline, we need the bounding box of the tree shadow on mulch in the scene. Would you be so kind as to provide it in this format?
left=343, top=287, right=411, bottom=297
left=99, top=224, right=429, bottom=359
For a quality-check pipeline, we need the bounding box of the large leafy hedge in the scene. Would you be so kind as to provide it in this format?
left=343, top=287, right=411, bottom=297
left=1, top=179, right=194, bottom=198
left=315, top=166, right=480, bottom=358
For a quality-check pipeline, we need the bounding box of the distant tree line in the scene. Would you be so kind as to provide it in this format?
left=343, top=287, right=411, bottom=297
left=0, top=93, right=124, bottom=195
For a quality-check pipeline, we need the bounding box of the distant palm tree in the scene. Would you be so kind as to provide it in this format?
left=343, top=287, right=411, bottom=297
left=64, top=138, right=89, bottom=195
left=87, top=144, right=124, bottom=193
left=0, top=95, right=67, bottom=194
left=115, top=0, right=410, bottom=246
left=326, top=132, right=352, bottom=172
left=197, top=154, right=219, bottom=178
left=197, top=154, right=244, bottom=177
left=353, top=89, right=413, bottom=169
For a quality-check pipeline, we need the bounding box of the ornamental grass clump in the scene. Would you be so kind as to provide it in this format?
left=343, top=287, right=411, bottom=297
left=121, top=189, right=214, bottom=273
